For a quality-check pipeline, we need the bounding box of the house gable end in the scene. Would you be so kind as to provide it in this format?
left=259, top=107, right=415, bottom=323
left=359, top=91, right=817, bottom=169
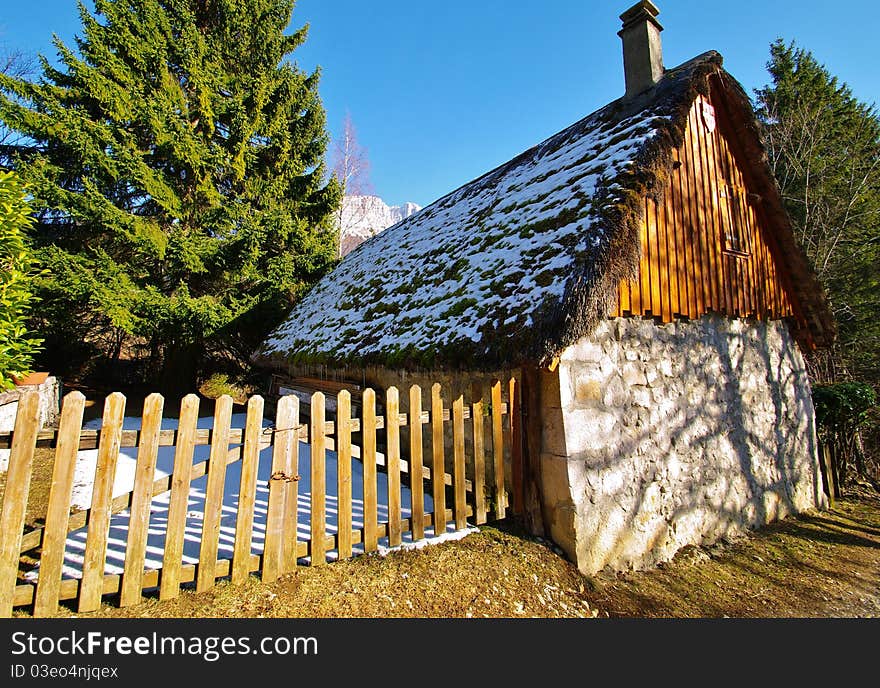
left=611, top=84, right=823, bottom=350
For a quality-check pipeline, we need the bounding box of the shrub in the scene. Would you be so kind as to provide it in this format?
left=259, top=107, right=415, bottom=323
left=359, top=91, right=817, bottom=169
left=0, top=171, right=41, bottom=389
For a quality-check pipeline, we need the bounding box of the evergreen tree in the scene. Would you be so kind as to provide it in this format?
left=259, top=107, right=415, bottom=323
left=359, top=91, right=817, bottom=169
left=755, top=39, right=880, bottom=387
left=0, top=0, right=340, bottom=391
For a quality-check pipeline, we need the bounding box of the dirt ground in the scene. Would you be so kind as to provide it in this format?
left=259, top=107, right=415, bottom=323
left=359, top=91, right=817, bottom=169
left=39, top=483, right=879, bottom=619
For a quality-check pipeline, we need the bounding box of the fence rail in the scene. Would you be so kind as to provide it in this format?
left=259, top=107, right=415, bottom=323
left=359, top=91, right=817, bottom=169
left=0, top=380, right=519, bottom=616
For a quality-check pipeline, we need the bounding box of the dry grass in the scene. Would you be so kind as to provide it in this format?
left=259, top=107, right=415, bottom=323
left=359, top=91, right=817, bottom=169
left=5, top=436, right=879, bottom=619
left=34, top=485, right=880, bottom=619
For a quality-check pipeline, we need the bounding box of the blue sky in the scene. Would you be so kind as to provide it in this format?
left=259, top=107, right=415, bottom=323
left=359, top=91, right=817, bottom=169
left=1, top=1, right=877, bottom=207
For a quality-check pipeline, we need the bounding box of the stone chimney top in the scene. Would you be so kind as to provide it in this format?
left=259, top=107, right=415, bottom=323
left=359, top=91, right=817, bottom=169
left=618, top=1, right=664, bottom=99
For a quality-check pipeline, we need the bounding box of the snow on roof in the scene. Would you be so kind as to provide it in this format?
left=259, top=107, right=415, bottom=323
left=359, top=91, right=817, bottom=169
left=259, top=53, right=724, bottom=369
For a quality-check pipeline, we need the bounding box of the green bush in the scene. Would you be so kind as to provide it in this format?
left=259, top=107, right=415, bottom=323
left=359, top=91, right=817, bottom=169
left=0, top=171, right=41, bottom=390
left=813, top=381, right=877, bottom=482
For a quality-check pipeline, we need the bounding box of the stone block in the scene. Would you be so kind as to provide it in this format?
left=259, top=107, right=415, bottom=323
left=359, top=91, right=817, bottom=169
left=622, top=362, right=648, bottom=386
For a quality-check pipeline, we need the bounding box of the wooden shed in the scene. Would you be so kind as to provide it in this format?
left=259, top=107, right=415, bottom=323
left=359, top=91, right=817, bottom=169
left=256, top=2, right=834, bottom=574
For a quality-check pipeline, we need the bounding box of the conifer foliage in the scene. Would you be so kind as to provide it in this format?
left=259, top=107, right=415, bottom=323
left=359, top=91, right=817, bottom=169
left=0, top=0, right=340, bottom=390
left=755, top=39, right=880, bottom=386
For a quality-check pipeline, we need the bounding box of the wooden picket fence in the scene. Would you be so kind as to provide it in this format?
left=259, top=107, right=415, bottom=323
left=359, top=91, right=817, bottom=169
left=0, top=380, right=521, bottom=617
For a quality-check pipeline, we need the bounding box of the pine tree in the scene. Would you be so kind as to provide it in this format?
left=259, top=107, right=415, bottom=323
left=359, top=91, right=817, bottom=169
left=0, top=0, right=341, bottom=391
left=755, top=40, right=880, bottom=386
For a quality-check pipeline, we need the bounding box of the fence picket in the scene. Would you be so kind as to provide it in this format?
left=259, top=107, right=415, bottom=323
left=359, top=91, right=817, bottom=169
left=196, top=395, right=233, bottom=593
left=263, top=395, right=297, bottom=582
left=281, top=396, right=301, bottom=573
left=471, top=395, right=487, bottom=525
left=310, top=392, right=327, bottom=566
left=78, top=393, right=126, bottom=612
left=120, top=393, right=164, bottom=607
left=452, top=395, right=467, bottom=530
left=409, top=385, right=425, bottom=542
left=509, top=378, right=524, bottom=515
left=160, top=394, right=199, bottom=600
left=232, top=395, right=264, bottom=584
left=362, top=389, right=378, bottom=553
left=337, top=391, right=353, bottom=559
left=431, top=384, right=446, bottom=535
left=33, top=392, right=85, bottom=617
left=491, top=381, right=506, bottom=520
left=0, top=392, right=41, bottom=617
left=386, top=387, right=402, bottom=547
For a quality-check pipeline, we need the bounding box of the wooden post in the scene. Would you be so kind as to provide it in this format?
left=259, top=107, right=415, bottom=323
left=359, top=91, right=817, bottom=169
left=362, top=388, right=378, bottom=553
left=196, top=395, right=233, bottom=593
left=263, top=394, right=297, bottom=582
left=310, top=392, right=327, bottom=566
left=471, top=392, right=487, bottom=525
left=819, top=441, right=836, bottom=508
left=431, top=383, right=446, bottom=535
left=408, top=385, right=425, bottom=541
left=78, top=393, right=126, bottom=613
left=281, top=396, right=301, bottom=573
left=386, top=387, right=402, bottom=547
left=520, top=368, right=547, bottom=536
left=491, top=381, right=506, bottom=520
left=0, top=392, right=41, bottom=617
left=34, top=392, right=85, bottom=617
left=337, top=391, right=353, bottom=559
left=160, top=394, right=199, bottom=600
left=452, top=394, right=467, bottom=530
left=120, top=393, right=164, bottom=607
left=232, top=395, right=264, bottom=584
left=509, top=377, right=524, bottom=516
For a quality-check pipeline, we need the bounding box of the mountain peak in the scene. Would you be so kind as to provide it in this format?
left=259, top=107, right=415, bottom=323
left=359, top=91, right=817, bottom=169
left=337, top=195, right=421, bottom=257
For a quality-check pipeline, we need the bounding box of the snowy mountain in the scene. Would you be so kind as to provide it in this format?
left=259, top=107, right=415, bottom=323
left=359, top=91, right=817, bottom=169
left=337, top=195, right=421, bottom=257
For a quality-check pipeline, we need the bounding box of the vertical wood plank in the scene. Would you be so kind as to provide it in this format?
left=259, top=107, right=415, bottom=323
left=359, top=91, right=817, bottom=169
left=263, top=394, right=297, bottom=582
left=430, top=383, right=446, bottom=535
left=666, top=151, right=681, bottom=317
left=639, top=199, right=651, bottom=314
left=78, top=392, right=126, bottom=613
left=310, top=392, right=327, bottom=566
left=471, top=396, right=487, bottom=525
left=408, top=385, right=425, bottom=541
left=701, top=108, right=723, bottom=312
left=618, top=279, right=630, bottom=316
left=232, top=395, right=264, bottom=584
left=196, top=395, right=232, bottom=593
left=119, top=394, right=164, bottom=607
left=33, top=392, right=85, bottom=617
left=280, top=396, right=300, bottom=573
left=336, top=390, right=353, bottom=559
left=491, top=381, right=506, bottom=520
left=120, top=393, right=164, bottom=607
left=658, top=184, right=672, bottom=322
left=509, top=378, right=524, bottom=516
left=452, top=394, right=467, bottom=531
left=647, top=193, right=661, bottom=316
left=0, top=392, right=41, bottom=617
left=687, top=105, right=707, bottom=317
left=675, top=132, right=693, bottom=317
left=160, top=394, right=199, bottom=600
left=385, top=387, right=402, bottom=547
left=362, top=388, right=378, bottom=552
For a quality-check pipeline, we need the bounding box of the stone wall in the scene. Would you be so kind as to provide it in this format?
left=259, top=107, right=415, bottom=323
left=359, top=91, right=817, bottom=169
left=0, top=376, right=62, bottom=433
left=539, top=315, right=825, bottom=575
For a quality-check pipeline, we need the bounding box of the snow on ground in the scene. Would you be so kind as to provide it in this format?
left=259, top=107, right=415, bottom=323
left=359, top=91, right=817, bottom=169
left=9, top=412, right=467, bottom=583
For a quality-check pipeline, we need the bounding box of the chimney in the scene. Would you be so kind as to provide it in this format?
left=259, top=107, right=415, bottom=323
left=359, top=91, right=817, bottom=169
left=618, top=1, right=664, bottom=98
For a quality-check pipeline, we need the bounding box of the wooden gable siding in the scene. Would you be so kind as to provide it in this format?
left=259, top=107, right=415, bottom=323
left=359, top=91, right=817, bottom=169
left=613, top=94, right=796, bottom=327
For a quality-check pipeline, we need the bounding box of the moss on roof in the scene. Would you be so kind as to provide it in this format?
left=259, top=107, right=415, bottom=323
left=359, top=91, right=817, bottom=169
left=257, top=51, right=834, bottom=371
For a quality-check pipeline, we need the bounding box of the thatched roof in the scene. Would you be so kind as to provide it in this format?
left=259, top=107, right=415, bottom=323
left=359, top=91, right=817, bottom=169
left=257, top=51, right=834, bottom=372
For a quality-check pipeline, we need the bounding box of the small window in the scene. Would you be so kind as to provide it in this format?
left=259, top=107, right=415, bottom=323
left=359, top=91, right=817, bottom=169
left=719, top=183, right=750, bottom=256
